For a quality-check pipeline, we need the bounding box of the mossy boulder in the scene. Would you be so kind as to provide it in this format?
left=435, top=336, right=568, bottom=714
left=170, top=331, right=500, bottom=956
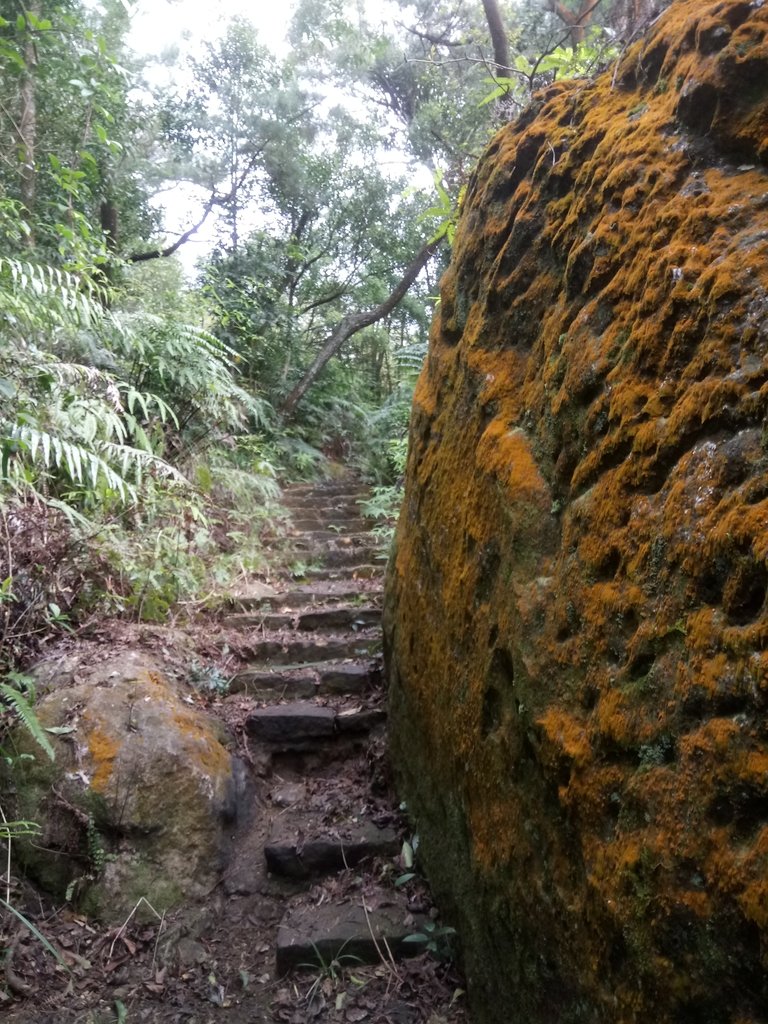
left=12, top=653, right=241, bottom=920
left=385, top=2, right=768, bottom=1021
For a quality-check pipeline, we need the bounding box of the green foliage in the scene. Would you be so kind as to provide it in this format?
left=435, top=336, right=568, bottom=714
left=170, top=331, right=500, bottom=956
left=480, top=27, right=619, bottom=109
left=189, top=660, right=231, bottom=697
left=0, top=672, right=54, bottom=763
left=0, top=0, right=156, bottom=266
left=418, top=170, right=467, bottom=246
left=403, top=921, right=458, bottom=960
left=0, top=256, right=183, bottom=502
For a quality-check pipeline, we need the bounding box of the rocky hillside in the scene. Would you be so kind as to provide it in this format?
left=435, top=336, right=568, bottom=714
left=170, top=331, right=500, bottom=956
left=384, top=2, right=768, bottom=1021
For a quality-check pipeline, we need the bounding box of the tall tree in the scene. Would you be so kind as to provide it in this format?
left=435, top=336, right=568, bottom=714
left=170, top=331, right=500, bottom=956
left=0, top=0, right=157, bottom=267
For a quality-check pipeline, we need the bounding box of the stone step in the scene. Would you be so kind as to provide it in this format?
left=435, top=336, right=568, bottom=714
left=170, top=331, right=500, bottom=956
left=276, top=902, right=425, bottom=974
left=237, top=634, right=380, bottom=665
left=321, top=547, right=386, bottom=568
left=302, top=565, right=383, bottom=581
left=265, top=822, right=399, bottom=880
left=233, top=586, right=382, bottom=611
left=297, top=606, right=380, bottom=631
left=245, top=701, right=386, bottom=747
left=287, top=529, right=357, bottom=543
left=231, top=659, right=378, bottom=697
left=224, top=607, right=380, bottom=633
left=291, top=518, right=370, bottom=532
left=283, top=481, right=369, bottom=497
left=290, top=532, right=372, bottom=549
left=284, top=501, right=365, bottom=516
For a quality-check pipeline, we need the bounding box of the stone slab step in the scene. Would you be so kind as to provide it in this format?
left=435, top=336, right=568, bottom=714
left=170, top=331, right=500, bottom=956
left=297, top=606, right=380, bottom=631
left=265, top=822, right=399, bottom=880
left=245, top=702, right=386, bottom=747
left=291, top=533, right=372, bottom=549
left=233, top=634, right=380, bottom=665
left=284, top=482, right=368, bottom=497
left=236, top=587, right=382, bottom=610
left=284, top=501, right=366, bottom=516
left=321, top=547, right=386, bottom=568
left=224, top=607, right=380, bottom=633
left=276, top=902, right=424, bottom=974
left=291, top=518, right=370, bottom=533
left=243, top=634, right=378, bottom=667
left=287, top=529, right=357, bottom=543
left=247, top=703, right=335, bottom=743
left=231, top=660, right=377, bottom=697
left=303, top=565, right=383, bottom=581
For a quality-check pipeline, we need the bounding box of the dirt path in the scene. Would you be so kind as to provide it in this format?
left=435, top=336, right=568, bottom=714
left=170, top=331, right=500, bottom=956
left=2, top=477, right=468, bottom=1024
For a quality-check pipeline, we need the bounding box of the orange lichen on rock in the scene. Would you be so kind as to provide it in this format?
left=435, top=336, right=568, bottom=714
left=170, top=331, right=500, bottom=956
left=85, top=723, right=120, bottom=793
left=384, top=2, right=768, bottom=1022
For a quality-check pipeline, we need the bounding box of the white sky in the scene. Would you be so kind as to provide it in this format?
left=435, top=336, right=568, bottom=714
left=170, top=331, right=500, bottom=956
left=127, top=0, right=294, bottom=58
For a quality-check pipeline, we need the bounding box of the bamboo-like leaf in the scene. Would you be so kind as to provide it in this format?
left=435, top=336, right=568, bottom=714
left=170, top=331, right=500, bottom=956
left=0, top=898, right=69, bottom=968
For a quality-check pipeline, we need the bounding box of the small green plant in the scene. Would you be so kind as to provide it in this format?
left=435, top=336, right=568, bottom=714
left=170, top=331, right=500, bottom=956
left=0, top=672, right=55, bottom=763
left=418, top=169, right=467, bottom=246
left=480, top=27, right=619, bottom=110
left=403, top=922, right=458, bottom=961
left=87, top=814, right=108, bottom=875
left=0, top=672, right=68, bottom=969
left=298, top=940, right=364, bottom=1005
left=189, top=660, right=231, bottom=697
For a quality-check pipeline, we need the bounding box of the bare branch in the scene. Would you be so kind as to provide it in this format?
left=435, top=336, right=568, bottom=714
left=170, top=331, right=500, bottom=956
left=128, top=146, right=264, bottom=262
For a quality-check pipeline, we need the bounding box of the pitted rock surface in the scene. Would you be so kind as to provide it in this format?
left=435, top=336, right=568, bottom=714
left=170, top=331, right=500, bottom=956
left=385, top=2, right=768, bottom=1022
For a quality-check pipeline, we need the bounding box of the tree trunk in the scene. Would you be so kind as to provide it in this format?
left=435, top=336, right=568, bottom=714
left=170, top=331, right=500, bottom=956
left=545, top=0, right=602, bottom=47
left=18, top=3, right=41, bottom=243
left=480, top=0, right=512, bottom=78
left=280, top=238, right=442, bottom=419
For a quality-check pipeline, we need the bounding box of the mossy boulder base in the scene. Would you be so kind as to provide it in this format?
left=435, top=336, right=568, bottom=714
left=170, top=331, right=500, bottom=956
left=385, top=1, right=768, bottom=1021
left=14, top=655, right=239, bottom=920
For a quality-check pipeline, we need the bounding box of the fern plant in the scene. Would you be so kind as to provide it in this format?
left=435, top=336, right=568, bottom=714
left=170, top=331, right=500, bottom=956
left=0, top=672, right=55, bottom=764
left=0, top=258, right=186, bottom=503
left=98, top=312, right=274, bottom=463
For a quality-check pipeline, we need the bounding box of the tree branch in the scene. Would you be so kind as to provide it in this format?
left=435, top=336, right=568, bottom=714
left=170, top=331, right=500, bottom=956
left=545, top=0, right=605, bottom=45
left=280, top=238, right=442, bottom=418
left=298, top=287, right=347, bottom=317
left=128, top=196, right=216, bottom=263
left=128, top=145, right=265, bottom=263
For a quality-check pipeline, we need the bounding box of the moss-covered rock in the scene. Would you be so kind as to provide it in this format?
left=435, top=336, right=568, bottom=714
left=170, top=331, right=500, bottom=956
left=12, top=653, right=240, bottom=921
left=385, top=2, right=768, bottom=1021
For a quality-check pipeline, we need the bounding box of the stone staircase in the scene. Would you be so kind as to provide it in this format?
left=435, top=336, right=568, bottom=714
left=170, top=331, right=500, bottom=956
left=218, top=476, right=426, bottom=984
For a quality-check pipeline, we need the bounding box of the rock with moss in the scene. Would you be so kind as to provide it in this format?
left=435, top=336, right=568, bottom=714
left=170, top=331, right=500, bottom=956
left=11, top=653, right=242, bottom=921
left=385, top=1, right=768, bottom=1021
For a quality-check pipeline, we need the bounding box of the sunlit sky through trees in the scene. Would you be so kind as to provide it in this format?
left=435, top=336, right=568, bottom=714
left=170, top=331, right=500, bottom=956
left=125, top=0, right=298, bottom=271
left=121, top=0, right=426, bottom=275
left=127, top=0, right=295, bottom=58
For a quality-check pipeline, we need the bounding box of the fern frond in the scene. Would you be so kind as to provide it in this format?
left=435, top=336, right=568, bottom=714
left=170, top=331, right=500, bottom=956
left=8, top=426, right=135, bottom=500
left=0, top=682, right=55, bottom=761
left=0, top=818, right=41, bottom=840
left=0, top=257, right=105, bottom=336
left=99, top=442, right=187, bottom=485
left=208, top=464, right=281, bottom=502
